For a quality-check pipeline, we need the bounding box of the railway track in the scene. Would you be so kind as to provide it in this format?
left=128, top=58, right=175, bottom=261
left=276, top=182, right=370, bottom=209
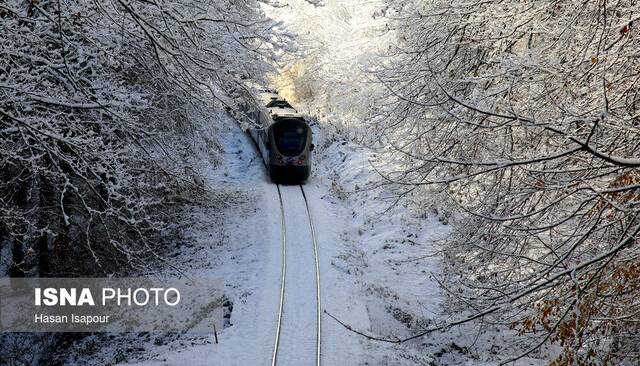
left=271, top=185, right=322, bottom=366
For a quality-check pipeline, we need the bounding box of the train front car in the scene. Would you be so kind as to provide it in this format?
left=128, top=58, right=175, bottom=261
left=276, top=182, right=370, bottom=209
left=267, top=115, right=313, bottom=184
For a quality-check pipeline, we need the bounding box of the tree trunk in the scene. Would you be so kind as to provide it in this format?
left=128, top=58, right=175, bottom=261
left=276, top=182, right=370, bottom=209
left=9, top=238, right=25, bottom=278
left=0, top=223, right=6, bottom=276
left=37, top=234, right=50, bottom=277
left=38, top=172, right=55, bottom=277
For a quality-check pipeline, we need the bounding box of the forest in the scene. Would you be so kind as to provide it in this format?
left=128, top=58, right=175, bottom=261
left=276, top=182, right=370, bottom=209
left=2, top=0, right=640, bottom=365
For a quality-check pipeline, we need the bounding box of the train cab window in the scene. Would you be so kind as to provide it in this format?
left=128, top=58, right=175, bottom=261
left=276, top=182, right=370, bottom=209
left=273, top=119, right=307, bottom=156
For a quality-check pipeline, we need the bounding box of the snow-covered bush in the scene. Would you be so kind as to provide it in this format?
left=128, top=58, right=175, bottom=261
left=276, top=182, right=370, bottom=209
left=0, top=0, right=276, bottom=276
left=374, top=0, right=640, bottom=363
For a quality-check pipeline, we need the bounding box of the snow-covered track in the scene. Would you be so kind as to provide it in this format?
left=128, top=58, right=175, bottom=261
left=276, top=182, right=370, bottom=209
left=300, top=186, right=322, bottom=366
left=271, top=185, right=322, bottom=366
left=271, top=185, right=287, bottom=366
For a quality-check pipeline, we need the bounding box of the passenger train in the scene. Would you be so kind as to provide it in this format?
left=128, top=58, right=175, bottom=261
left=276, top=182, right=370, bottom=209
left=240, top=87, right=314, bottom=184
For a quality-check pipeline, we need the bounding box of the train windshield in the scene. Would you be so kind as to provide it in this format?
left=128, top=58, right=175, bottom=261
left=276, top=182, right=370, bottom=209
left=273, top=119, right=307, bottom=156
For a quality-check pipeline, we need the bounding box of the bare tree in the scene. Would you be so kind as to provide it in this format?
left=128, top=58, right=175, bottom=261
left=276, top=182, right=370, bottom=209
left=0, top=0, right=278, bottom=276
left=370, top=0, right=640, bottom=363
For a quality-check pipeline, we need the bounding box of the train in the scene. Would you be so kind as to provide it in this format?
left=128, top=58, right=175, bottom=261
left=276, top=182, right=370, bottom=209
left=240, top=87, right=314, bottom=184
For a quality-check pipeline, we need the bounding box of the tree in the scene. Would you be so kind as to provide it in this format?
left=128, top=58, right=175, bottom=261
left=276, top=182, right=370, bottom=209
left=373, top=0, right=640, bottom=363
left=0, top=0, right=277, bottom=275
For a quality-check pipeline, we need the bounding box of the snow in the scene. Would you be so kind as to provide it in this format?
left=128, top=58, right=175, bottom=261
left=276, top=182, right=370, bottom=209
left=14, top=102, right=553, bottom=365
left=252, top=1, right=553, bottom=361
left=276, top=185, right=318, bottom=365
left=1, top=1, right=577, bottom=364
left=96, top=104, right=450, bottom=365
left=262, top=0, right=390, bottom=132
left=109, top=55, right=550, bottom=366
left=119, top=113, right=282, bottom=366
left=311, top=135, right=446, bottom=365
left=112, top=111, right=372, bottom=366
left=309, top=132, right=557, bottom=365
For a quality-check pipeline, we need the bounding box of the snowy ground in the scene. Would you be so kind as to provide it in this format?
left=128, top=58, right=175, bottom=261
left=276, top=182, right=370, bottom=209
left=310, top=125, right=555, bottom=366
left=51, top=106, right=552, bottom=366
left=108, top=111, right=372, bottom=366
left=113, top=109, right=449, bottom=366
left=117, top=111, right=469, bottom=365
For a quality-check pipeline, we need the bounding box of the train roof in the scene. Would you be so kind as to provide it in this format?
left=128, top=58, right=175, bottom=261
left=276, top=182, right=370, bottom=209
left=269, top=106, right=303, bottom=120
left=242, top=82, right=305, bottom=124
left=256, top=91, right=303, bottom=120
left=258, top=92, right=280, bottom=106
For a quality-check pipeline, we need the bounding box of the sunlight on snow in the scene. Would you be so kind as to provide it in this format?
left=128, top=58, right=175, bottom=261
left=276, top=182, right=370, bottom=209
left=264, top=0, right=390, bottom=125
